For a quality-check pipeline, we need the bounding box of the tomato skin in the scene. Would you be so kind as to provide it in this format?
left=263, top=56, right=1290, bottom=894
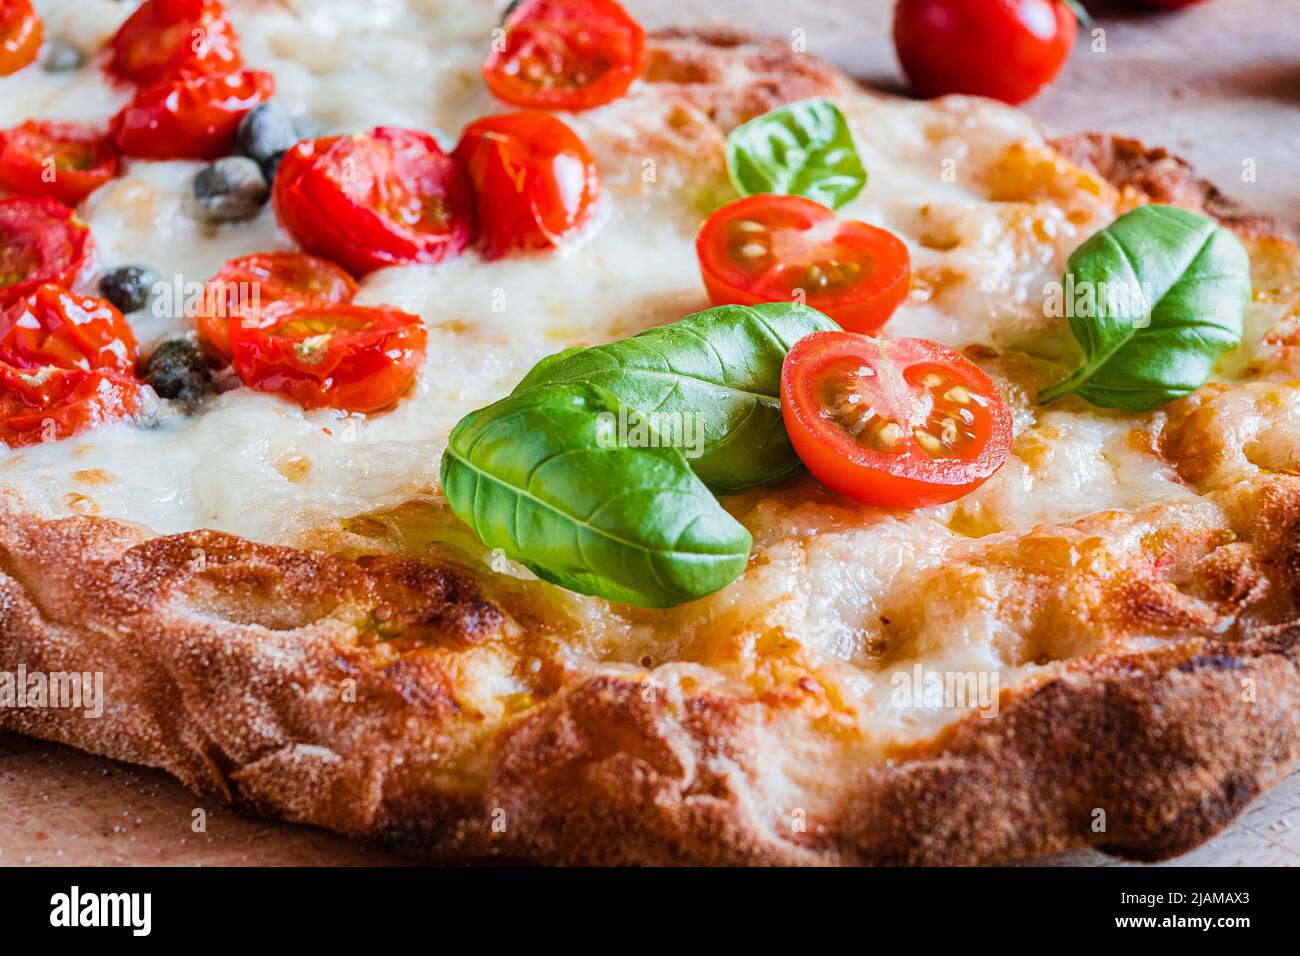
left=484, top=0, right=646, bottom=112
left=0, top=364, right=146, bottom=448
left=452, top=112, right=600, bottom=259
left=781, top=332, right=1012, bottom=508
left=0, top=122, right=120, bottom=207
left=273, top=128, right=476, bottom=277
left=0, top=0, right=41, bottom=77
left=230, top=305, right=427, bottom=413
left=111, top=69, right=275, bottom=161
left=893, top=0, right=1077, bottom=105
left=0, top=284, right=139, bottom=376
left=0, top=197, right=95, bottom=303
left=108, top=0, right=242, bottom=87
left=697, top=195, right=911, bottom=334
left=198, top=252, right=358, bottom=362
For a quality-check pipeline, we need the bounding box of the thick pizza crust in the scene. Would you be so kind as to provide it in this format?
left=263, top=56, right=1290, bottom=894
left=3, top=28, right=1300, bottom=866
left=3, top=475, right=1299, bottom=865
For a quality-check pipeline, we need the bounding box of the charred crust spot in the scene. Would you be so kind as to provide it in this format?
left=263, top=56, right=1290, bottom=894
left=1049, top=133, right=1290, bottom=241
left=357, top=555, right=507, bottom=651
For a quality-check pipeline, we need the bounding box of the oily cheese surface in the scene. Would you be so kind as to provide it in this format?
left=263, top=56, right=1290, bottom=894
left=1, top=0, right=1300, bottom=861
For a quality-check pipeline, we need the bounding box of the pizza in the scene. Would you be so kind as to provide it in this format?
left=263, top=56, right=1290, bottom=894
left=1, top=0, right=1298, bottom=867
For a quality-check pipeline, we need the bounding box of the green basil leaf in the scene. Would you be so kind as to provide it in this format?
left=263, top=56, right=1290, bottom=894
left=1039, top=205, right=1250, bottom=411
left=1060, top=0, right=1093, bottom=28
left=725, top=98, right=866, bottom=210
left=513, top=303, right=840, bottom=493
left=440, top=382, right=752, bottom=609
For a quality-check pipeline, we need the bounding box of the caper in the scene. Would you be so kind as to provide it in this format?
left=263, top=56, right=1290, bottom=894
left=185, top=157, right=270, bottom=224
left=99, top=265, right=161, bottom=315
left=235, top=101, right=299, bottom=173
left=41, top=41, right=86, bottom=73
left=144, top=336, right=214, bottom=413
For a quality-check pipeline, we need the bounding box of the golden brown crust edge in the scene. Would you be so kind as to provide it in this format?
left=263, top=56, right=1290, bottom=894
left=2, top=30, right=1300, bottom=866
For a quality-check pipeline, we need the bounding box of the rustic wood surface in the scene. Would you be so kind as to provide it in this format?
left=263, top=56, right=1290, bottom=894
left=3, top=0, right=1299, bottom=867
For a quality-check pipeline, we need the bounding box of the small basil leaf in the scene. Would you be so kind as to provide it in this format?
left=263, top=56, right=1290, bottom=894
left=440, top=382, right=752, bottom=609
left=513, top=303, right=840, bottom=493
left=1039, top=205, right=1250, bottom=411
left=725, top=98, right=867, bottom=210
left=1060, top=0, right=1093, bottom=28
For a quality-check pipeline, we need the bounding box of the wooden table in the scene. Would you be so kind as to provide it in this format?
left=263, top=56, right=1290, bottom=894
left=4, top=0, right=1299, bottom=867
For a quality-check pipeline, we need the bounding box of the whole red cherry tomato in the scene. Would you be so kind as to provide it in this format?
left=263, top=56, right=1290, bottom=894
left=893, top=0, right=1078, bottom=105
left=0, top=197, right=95, bottom=303
left=108, top=0, right=242, bottom=86
left=0, top=364, right=146, bottom=448
left=198, top=252, right=358, bottom=361
left=0, top=0, right=41, bottom=77
left=453, top=112, right=600, bottom=259
left=0, top=122, right=119, bottom=207
left=112, top=69, right=275, bottom=161
left=230, top=304, right=427, bottom=413
left=0, top=284, right=139, bottom=376
left=273, top=128, right=476, bottom=277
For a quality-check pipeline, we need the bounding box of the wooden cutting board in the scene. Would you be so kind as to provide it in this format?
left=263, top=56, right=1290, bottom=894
left=4, top=0, right=1299, bottom=867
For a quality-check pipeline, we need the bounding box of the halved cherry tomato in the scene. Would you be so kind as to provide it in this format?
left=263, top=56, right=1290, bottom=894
left=0, top=122, right=119, bottom=207
left=0, top=284, right=138, bottom=376
left=0, top=197, right=95, bottom=302
left=0, top=0, right=41, bottom=77
left=781, top=331, right=1012, bottom=507
left=111, top=69, right=275, bottom=161
left=697, top=195, right=910, bottom=334
left=452, top=112, right=599, bottom=259
left=108, top=0, right=242, bottom=87
left=893, top=0, right=1077, bottom=105
left=230, top=305, right=427, bottom=413
left=0, top=363, right=145, bottom=448
left=485, top=0, right=646, bottom=111
left=273, top=128, right=475, bottom=277
left=198, top=252, right=358, bottom=362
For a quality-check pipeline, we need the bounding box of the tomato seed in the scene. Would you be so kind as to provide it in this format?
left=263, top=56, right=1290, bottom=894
left=877, top=422, right=903, bottom=448
left=914, top=428, right=944, bottom=456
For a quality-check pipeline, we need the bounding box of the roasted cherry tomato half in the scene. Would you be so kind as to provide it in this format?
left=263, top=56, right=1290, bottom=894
left=0, top=284, right=138, bottom=376
left=0, top=197, right=95, bottom=303
left=781, top=332, right=1012, bottom=507
left=198, top=251, right=358, bottom=361
left=453, top=112, right=599, bottom=259
left=0, top=0, right=41, bottom=77
left=108, top=0, right=242, bottom=87
left=0, top=121, right=119, bottom=207
left=273, top=127, right=476, bottom=277
left=112, top=69, right=275, bottom=161
left=485, top=0, right=646, bottom=111
left=893, top=0, right=1077, bottom=105
left=697, top=195, right=910, bottom=334
left=0, top=363, right=145, bottom=448
left=230, top=304, right=427, bottom=413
